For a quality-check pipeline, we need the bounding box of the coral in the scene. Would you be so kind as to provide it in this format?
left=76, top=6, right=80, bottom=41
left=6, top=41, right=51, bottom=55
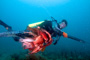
left=10, top=53, right=19, bottom=60
left=39, top=50, right=90, bottom=60
left=25, top=54, right=39, bottom=60
left=1, top=50, right=90, bottom=60
left=25, top=53, right=47, bottom=60
left=38, top=55, right=46, bottom=60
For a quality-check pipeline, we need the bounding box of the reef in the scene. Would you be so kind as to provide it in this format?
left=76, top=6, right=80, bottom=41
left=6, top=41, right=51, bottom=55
left=0, top=50, right=90, bottom=60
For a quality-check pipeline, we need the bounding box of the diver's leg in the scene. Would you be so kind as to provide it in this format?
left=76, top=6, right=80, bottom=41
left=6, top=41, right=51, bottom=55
left=0, top=20, right=12, bottom=31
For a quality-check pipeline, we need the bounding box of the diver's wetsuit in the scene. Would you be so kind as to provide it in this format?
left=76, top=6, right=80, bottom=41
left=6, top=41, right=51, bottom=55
left=37, top=20, right=63, bottom=37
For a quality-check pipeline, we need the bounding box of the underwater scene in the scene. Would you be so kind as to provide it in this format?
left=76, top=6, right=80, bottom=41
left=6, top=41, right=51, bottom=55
left=0, top=0, right=90, bottom=60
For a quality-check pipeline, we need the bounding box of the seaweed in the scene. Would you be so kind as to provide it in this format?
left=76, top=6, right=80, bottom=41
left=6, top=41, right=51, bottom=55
left=1, top=49, right=90, bottom=60
left=10, top=53, right=19, bottom=60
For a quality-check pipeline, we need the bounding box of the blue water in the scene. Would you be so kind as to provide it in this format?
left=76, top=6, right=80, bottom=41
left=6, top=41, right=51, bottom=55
left=0, top=0, right=90, bottom=60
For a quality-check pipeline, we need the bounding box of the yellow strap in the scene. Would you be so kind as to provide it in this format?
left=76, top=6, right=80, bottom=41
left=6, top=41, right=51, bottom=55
left=28, top=21, right=44, bottom=27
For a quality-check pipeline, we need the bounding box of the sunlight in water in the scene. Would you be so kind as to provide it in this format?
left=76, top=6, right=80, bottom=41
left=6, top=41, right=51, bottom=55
left=20, top=0, right=70, bottom=6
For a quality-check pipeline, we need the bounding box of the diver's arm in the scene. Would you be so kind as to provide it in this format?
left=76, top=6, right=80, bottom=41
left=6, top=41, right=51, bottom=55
left=62, top=32, right=85, bottom=43
left=68, top=35, right=85, bottom=43
left=0, top=20, right=12, bottom=31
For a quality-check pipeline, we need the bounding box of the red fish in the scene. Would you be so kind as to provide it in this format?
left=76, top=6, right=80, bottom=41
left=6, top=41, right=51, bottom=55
left=20, top=28, right=52, bottom=54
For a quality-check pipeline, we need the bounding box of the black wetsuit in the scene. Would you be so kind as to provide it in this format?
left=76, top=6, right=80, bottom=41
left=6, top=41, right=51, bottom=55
left=37, top=20, right=63, bottom=37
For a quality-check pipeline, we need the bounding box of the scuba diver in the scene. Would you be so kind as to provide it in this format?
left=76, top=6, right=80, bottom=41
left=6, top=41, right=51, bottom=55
left=0, top=17, right=85, bottom=54
left=0, top=17, right=85, bottom=44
